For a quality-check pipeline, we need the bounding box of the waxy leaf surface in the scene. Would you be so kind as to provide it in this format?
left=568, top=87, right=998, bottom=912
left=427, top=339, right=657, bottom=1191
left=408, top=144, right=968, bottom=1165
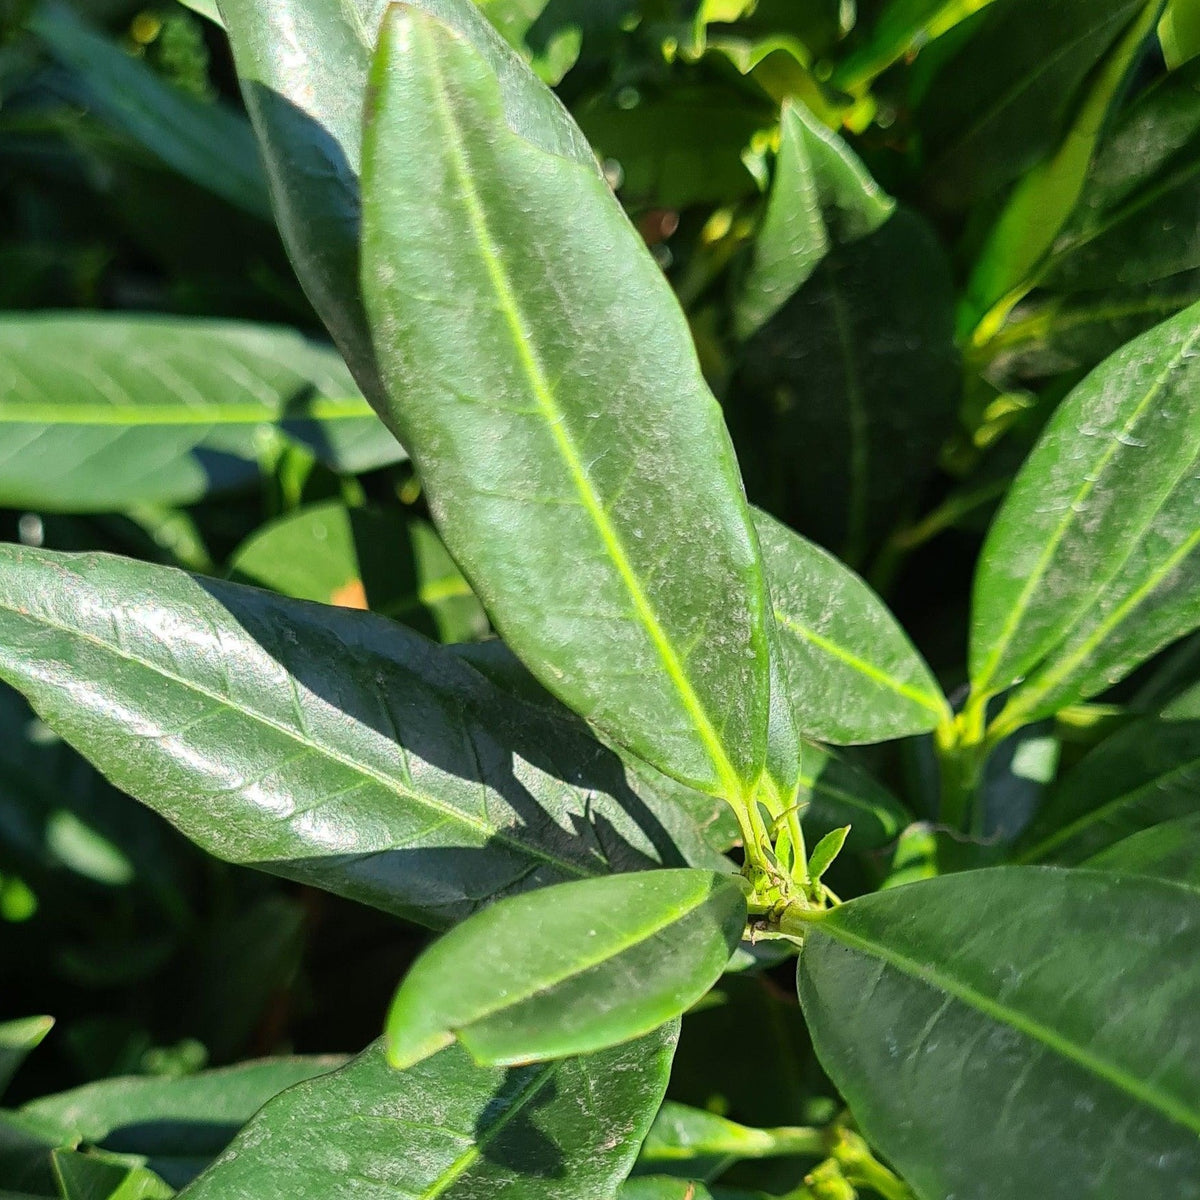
left=1084, top=811, right=1200, bottom=889
left=180, top=1033, right=676, bottom=1199
left=361, top=7, right=775, bottom=796
left=972, top=301, right=1200, bottom=724
left=0, top=316, right=402, bottom=511
left=0, top=547, right=721, bottom=931
left=799, top=867, right=1200, bottom=1200
left=387, top=869, right=745, bottom=1067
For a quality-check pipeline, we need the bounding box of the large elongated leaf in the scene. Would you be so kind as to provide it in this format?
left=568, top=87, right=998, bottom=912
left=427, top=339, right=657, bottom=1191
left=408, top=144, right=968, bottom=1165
left=1083, top=811, right=1200, bottom=887
left=15, top=1058, right=343, bottom=1190
left=361, top=7, right=775, bottom=797
left=797, top=867, right=1200, bottom=1200
left=735, top=100, right=894, bottom=340
left=0, top=316, right=403, bottom=512
left=217, top=0, right=587, bottom=404
left=228, top=501, right=487, bottom=644
left=180, top=1033, right=676, bottom=1199
left=754, top=511, right=948, bottom=743
left=1016, top=714, right=1200, bottom=864
left=0, top=547, right=722, bottom=931
left=972, top=302, right=1200, bottom=728
left=30, top=1, right=269, bottom=220
left=912, top=0, right=1146, bottom=207
left=386, top=870, right=745, bottom=1068
left=734, top=211, right=958, bottom=564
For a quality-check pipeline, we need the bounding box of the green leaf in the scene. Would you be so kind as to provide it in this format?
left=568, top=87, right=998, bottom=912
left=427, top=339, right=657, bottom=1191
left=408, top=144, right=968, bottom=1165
left=1161, top=0, right=1200, bottom=65
left=0, top=316, right=403, bottom=512
left=805, top=826, right=850, bottom=883
left=19, top=1058, right=341, bottom=1191
left=475, top=0, right=599, bottom=83
left=621, top=1182, right=717, bottom=1200
left=361, top=5, right=776, bottom=797
left=755, top=510, right=949, bottom=743
left=179, top=1033, right=676, bottom=1200
left=218, top=0, right=587, bottom=406
left=972, top=302, right=1200, bottom=730
left=52, top=1152, right=173, bottom=1200
left=1083, top=811, right=1200, bottom=887
left=176, top=0, right=222, bottom=27
left=1016, top=713, right=1200, bottom=865
left=386, top=869, right=745, bottom=1068
left=29, top=2, right=269, bottom=220
left=1038, top=56, right=1200, bottom=294
left=0, top=1020, right=52, bottom=1099
left=228, top=501, right=487, bottom=643
left=913, top=0, right=1146, bottom=207
left=734, top=210, right=958, bottom=565
left=962, top=0, right=1164, bottom=339
left=735, top=100, right=894, bottom=340
left=0, top=546, right=721, bottom=931
left=636, top=1102, right=823, bottom=1183
left=797, top=866, right=1200, bottom=1199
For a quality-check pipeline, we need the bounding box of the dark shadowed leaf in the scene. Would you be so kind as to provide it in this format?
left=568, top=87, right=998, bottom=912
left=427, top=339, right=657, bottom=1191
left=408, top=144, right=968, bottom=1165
left=0, top=1021, right=52, bottom=1099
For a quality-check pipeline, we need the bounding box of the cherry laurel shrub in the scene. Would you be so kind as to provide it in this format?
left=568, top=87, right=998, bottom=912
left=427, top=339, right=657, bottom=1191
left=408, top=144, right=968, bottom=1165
left=0, top=0, right=1198, bottom=1197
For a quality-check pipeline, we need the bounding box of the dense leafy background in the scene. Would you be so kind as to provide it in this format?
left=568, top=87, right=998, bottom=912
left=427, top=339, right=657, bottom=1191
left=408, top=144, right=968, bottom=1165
left=1, top=0, right=1198, bottom=1197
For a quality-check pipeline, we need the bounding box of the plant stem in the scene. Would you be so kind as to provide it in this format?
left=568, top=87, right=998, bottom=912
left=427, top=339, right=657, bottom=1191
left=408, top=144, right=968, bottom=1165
left=934, top=696, right=990, bottom=834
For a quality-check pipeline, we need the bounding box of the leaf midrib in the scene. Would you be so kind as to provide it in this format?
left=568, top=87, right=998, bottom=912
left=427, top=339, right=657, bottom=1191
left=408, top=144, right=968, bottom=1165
left=0, top=579, right=591, bottom=884
left=421, top=26, right=745, bottom=800
left=813, top=916, right=1200, bottom=1136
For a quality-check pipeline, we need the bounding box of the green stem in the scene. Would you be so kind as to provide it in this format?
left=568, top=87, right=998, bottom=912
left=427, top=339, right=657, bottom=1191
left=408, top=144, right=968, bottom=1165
left=934, top=697, right=990, bottom=834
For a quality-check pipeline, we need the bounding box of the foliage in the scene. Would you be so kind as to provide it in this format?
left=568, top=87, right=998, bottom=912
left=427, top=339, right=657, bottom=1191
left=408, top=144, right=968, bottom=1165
left=0, top=0, right=1198, bottom=1196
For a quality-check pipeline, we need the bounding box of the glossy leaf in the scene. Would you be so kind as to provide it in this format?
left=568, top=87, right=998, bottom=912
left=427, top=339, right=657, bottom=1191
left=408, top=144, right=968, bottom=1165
left=218, top=0, right=587, bottom=404
left=734, top=211, right=958, bottom=565
left=0, top=316, right=403, bottom=512
left=474, top=0, right=588, bottom=83
left=913, top=0, right=1145, bottom=207
left=735, top=100, right=894, bottom=340
left=1161, top=0, right=1200, bottom=64
left=29, top=2, right=269, bottom=220
left=52, top=1152, right=173, bottom=1200
left=806, top=826, right=850, bottom=883
left=973, top=302, right=1200, bottom=727
left=754, top=510, right=948, bottom=743
left=798, top=866, right=1200, bottom=1199
left=636, top=1102, right=822, bottom=1183
left=361, top=6, right=776, bottom=797
left=1040, top=57, right=1200, bottom=294
left=228, top=501, right=487, bottom=644
left=1083, top=811, right=1200, bottom=887
left=17, top=1058, right=342, bottom=1191
left=180, top=1033, right=676, bottom=1200
left=0, top=1020, right=52, bottom=1099
left=1017, top=714, right=1200, bottom=865
left=386, top=869, right=745, bottom=1068
left=0, top=547, right=723, bottom=931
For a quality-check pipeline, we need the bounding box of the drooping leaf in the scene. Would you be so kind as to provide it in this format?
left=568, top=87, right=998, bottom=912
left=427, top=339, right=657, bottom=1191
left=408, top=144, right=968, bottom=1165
left=17, top=1058, right=343, bottom=1191
left=361, top=5, right=778, bottom=797
left=0, top=1020, right=52, bottom=1099
left=0, top=316, right=403, bottom=512
left=29, top=1, right=269, bottom=220
left=912, top=0, right=1146, bottom=207
left=227, top=501, right=487, bottom=644
left=51, top=1151, right=173, bottom=1200
left=0, top=547, right=723, bottom=931
left=636, top=1102, right=823, bottom=1183
left=1016, top=713, right=1200, bottom=865
left=1083, top=811, right=1200, bottom=887
left=386, top=870, right=746, bottom=1068
left=972, top=302, right=1200, bottom=730
left=754, top=511, right=948, bottom=743
left=735, top=100, right=894, bottom=340
left=179, top=1033, right=676, bottom=1200
left=217, top=0, right=588, bottom=404
left=734, top=210, right=958, bottom=565
left=797, top=866, right=1200, bottom=1200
